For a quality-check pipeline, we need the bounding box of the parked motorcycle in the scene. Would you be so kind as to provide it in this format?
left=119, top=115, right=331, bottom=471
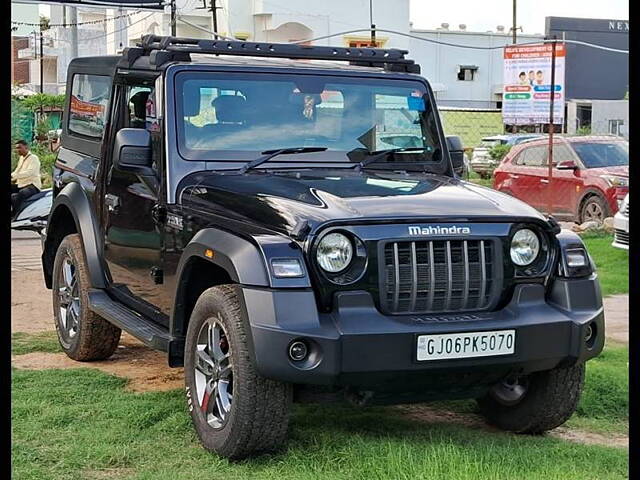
left=11, top=189, right=52, bottom=236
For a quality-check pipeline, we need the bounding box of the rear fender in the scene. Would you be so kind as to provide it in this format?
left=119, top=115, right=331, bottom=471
left=43, top=182, right=107, bottom=289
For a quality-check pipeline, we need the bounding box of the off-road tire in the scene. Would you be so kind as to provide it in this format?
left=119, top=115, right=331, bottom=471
left=580, top=194, right=610, bottom=224
left=184, top=285, right=292, bottom=459
left=477, top=363, right=585, bottom=433
left=52, top=234, right=121, bottom=361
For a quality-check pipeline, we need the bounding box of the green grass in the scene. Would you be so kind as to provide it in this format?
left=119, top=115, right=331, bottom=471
left=12, top=331, right=61, bottom=355
left=12, top=367, right=627, bottom=480
left=580, top=233, right=628, bottom=296
left=464, top=170, right=494, bottom=188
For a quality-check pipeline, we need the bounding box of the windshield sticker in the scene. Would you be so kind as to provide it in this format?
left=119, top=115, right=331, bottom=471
left=407, top=96, right=425, bottom=111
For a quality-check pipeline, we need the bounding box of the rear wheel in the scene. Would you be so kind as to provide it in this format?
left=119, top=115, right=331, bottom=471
left=52, top=234, right=121, bottom=361
left=477, top=363, right=585, bottom=433
left=184, top=285, right=292, bottom=459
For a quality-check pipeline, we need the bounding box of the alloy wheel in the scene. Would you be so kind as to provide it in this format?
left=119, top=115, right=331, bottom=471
left=194, top=317, right=234, bottom=429
left=489, top=375, right=529, bottom=406
left=57, top=257, right=80, bottom=340
left=584, top=201, right=604, bottom=222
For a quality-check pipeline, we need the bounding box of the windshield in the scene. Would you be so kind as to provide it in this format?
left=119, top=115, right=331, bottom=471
left=573, top=142, right=628, bottom=168
left=174, top=71, right=444, bottom=168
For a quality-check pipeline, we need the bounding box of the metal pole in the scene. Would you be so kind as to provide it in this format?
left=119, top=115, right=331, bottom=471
left=210, top=0, right=218, bottom=39
left=370, top=0, right=376, bottom=45
left=170, top=0, right=176, bottom=36
left=512, top=0, right=517, bottom=44
left=546, top=38, right=557, bottom=217
left=39, top=30, right=44, bottom=95
left=69, top=6, right=78, bottom=59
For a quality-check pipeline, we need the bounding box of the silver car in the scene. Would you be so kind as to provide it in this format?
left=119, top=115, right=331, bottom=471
left=470, top=134, right=543, bottom=178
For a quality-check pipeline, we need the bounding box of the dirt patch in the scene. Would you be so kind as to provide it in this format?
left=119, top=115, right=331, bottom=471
left=11, top=269, right=55, bottom=334
left=82, top=468, right=136, bottom=479
left=603, top=295, right=629, bottom=345
left=549, top=426, right=628, bottom=448
left=394, top=404, right=629, bottom=449
left=12, top=335, right=183, bottom=393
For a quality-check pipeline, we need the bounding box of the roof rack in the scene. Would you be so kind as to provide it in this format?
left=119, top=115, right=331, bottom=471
left=118, top=34, right=420, bottom=73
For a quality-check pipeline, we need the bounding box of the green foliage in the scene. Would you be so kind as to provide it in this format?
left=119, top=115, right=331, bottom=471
left=488, top=144, right=511, bottom=161
left=623, top=91, right=628, bottom=100
left=20, top=93, right=65, bottom=113
left=35, top=117, right=52, bottom=138
left=576, top=126, right=592, bottom=136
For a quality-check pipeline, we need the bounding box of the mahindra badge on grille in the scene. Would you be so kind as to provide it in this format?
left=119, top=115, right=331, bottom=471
left=408, top=225, right=471, bottom=236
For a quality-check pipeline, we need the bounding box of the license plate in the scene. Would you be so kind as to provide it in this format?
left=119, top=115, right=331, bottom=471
left=416, top=330, right=516, bottom=361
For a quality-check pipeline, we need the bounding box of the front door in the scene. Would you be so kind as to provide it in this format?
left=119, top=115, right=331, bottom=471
left=102, top=79, right=170, bottom=324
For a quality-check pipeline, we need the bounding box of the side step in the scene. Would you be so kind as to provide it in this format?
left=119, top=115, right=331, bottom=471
left=88, top=289, right=184, bottom=364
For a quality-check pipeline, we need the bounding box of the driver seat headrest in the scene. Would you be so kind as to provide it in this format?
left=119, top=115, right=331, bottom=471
left=212, top=95, right=247, bottom=123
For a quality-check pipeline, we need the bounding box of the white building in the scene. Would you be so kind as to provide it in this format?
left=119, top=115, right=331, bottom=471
left=409, top=24, right=544, bottom=109
left=566, top=99, right=629, bottom=139
left=16, top=0, right=411, bottom=93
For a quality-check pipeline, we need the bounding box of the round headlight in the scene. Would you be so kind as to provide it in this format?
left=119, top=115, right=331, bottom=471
left=316, top=233, right=353, bottom=273
left=510, top=229, right=540, bottom=266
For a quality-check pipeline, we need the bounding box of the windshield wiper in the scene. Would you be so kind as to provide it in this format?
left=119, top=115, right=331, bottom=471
left=353, top=147, right=427, bottom=171
left=239, top=147, right=328, bottom=174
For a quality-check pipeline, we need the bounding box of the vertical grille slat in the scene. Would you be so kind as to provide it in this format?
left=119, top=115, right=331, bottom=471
left=444, top=241, right=452, bottom=311
left=479, top=240, right=487, bottom=309
left=392, top=243, right=400, bottom=312
left=462, top=240, right=470, bottom=308
left=427, top=242, right=435, bottom=311
left=383, top=237, right=498, bottom=315
left=410, top=242, right=418, bottom=311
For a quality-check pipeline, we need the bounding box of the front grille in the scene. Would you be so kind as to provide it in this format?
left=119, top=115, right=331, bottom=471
left=382, top=239, right=498, bottom=315
left=614, top=229, right=629, bottom=246
left=624, top=203, right=629, bottom=217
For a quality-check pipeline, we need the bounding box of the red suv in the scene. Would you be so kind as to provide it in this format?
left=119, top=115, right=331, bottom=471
left=493, top=136, right=628, bottom=223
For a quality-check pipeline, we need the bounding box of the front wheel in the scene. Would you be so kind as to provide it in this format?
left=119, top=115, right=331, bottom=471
left=184, top=285, right=292, bottom=459
left=580, top=195, right=610, bottom=224
left=477, top=363, right=585, bottom=433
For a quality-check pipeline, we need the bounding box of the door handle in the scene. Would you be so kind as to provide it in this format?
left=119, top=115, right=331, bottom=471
left=105, top=194, right=120, bottom=213
left=540, top=179, right=549, bottom=184
left=510, top=174, right=520, bottom=179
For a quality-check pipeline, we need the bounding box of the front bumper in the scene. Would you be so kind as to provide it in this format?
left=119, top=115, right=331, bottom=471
left=612, top=212, right=629, bottom=249
left=241, top=275, right=604, bottom=394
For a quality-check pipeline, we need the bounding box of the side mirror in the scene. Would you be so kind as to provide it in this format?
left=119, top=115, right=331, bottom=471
left=446, top=135, right=465, bottom=176
left=556, top=160, right=578, bottom=171
left=113, top=128, right=153, bottom=175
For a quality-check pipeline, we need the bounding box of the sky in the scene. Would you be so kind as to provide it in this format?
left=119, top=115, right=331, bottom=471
left=409, top=0, right=629, bottom=34
left=36, top=0, right=629, bottom=35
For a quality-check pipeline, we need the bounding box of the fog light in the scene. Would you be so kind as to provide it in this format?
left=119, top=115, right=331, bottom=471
left=288, top=341, right=308, bottom=361
left=271, top=258, right=304, bottom=278
left=585, top=322, right=597, bottom=349
left=565, top=248, right=588, bottom=268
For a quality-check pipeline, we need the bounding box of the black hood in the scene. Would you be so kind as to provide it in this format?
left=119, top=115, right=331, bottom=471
left=179, top=169, right=548, bottom=235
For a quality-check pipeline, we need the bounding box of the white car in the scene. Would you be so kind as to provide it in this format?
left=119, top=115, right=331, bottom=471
left=612, top=194, right=629, bottom=250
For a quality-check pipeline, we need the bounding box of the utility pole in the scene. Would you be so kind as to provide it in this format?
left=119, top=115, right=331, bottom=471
left=39, top=30, right=44, bottom=95
left=369, top=0, right=376, bottom=46
left=546, top=37, right=558, bottom=218
left=209, top=0, right=219, bottom=39
left=69, top=6, right=78, bottom=59
left=512, top=0, right=517, bottom=44
left=170, top=0, right=176, bottom=36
